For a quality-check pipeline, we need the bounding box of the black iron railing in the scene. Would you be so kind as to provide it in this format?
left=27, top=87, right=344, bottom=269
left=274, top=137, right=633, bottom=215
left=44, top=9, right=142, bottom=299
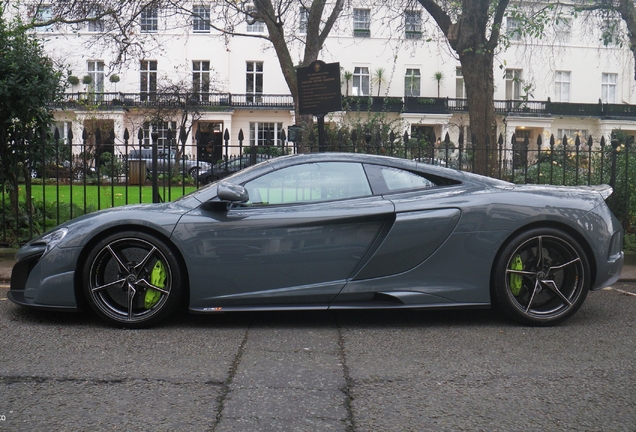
left=52, top=92, right=636, bottom=119
left=1, top=124, right=633, bottom=246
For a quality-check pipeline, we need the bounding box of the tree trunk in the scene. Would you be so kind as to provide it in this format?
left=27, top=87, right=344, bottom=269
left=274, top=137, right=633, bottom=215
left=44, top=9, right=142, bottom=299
left=417, top=0, right=508, bottom=176
left=255, top=0, right=344, bottom=153
left=458, top=52, right=498, bottom=176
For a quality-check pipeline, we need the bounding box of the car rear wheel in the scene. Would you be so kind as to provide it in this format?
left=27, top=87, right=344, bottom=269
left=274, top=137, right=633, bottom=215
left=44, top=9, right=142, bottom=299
left=492, top=228, right=590, bottom=326
left=83, top=232, right=183, bottom=328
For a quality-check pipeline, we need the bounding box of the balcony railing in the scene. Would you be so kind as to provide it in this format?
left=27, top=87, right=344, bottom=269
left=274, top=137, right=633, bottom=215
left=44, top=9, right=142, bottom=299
left=53, top=92, right=636, bottom=119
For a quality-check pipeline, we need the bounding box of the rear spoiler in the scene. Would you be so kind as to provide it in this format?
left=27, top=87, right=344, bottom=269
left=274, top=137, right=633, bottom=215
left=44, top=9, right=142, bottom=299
left=577, top=184, right=613, bottom=200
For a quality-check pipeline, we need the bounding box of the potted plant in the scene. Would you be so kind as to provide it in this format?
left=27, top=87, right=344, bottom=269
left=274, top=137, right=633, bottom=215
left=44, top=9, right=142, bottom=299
left=109, top=74, right=120, bottom=91
left=433, top=71, right=444, bottom=98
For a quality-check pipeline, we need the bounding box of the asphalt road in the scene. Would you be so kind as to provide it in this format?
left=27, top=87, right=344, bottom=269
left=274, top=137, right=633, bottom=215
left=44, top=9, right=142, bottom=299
left=1, top=283, right=635, bottom=431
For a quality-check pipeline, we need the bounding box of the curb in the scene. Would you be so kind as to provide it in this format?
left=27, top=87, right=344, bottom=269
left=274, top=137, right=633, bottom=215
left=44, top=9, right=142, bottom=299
left=0, top=248, right=17, bottom=260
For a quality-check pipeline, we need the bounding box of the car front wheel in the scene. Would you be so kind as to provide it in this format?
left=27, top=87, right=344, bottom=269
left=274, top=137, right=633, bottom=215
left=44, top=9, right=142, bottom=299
left=492, top=228, right=590, bottom=326
left=82, top=232, right=183, bottom=328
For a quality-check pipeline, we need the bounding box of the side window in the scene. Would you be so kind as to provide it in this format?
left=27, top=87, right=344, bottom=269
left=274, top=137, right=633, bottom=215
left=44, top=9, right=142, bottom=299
left=244, top=162, right=372, bottom=205
left=382, top=167, right=434, bottom=191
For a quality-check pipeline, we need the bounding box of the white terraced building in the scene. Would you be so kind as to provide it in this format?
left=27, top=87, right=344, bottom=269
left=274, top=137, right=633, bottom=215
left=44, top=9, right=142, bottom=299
left=25, top=2, right=636, bottom=161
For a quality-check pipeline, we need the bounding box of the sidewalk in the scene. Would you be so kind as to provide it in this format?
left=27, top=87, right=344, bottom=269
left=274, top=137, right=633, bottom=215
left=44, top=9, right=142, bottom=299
left=0, top=248, right=635, bottom=284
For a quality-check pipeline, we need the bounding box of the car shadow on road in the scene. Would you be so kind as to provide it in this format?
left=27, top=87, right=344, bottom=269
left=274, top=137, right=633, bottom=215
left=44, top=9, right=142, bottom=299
left=3, top=303, right=517, bottom=329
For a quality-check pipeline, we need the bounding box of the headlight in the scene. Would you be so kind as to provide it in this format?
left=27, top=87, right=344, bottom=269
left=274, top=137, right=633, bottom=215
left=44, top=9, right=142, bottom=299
left=33, top=227, right=69, bottom=256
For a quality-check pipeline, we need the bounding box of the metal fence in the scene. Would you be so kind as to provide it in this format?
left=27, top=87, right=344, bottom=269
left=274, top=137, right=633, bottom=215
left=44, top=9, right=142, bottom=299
left=1, top=126, right=633, bottom=246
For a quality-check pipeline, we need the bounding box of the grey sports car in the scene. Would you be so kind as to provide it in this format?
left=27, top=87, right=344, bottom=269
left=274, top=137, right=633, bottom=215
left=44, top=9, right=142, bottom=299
left=8, top=153, right=624, bottom=328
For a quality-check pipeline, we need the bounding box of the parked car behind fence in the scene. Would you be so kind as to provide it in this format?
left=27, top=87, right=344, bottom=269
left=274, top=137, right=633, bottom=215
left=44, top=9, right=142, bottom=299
left=127, top=149, right=212, bottom=182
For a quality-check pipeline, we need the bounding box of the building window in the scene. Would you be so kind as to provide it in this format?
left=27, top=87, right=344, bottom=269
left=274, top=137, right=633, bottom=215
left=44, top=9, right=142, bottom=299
left=299, top=7, right=308, bottom=34
left=405, top=10, right=422, bottom=39
left=87, top=61, right=105, bottom=94
left=404, top=69, right=420, bottom=97
left=352, top=67, right=370, bottom=96
left=246, top=5, right=265, bottom=33
left=507, top=17, right=521, bottom=41
left=52, top=121, right=72, bottom=145
left=140, top=60, right=157, bottom=102
left=35, top=5, right=53, bottom=32
left=88, top=14, right=105, bottom=32
left=140, top=5, right=158, bottom=33
left=143, top=121, right=178, bottom=151
left=557, top=129, right=589, bottom=144
left=456, top=67, right=465, bottom=99
left=246, top=61, right=263, bottom=103
left=505, top=69, right=522, bottom=100
left=193, top=61, right=210, bottom=102
left=250, top=122, right=284, bottom=146
left=192, top=5, right=210, bottom=33
left=353, top=9, right=370, bottom=37
left=602, top=73, right=617, bottom=103
left=555, top=18, right=571, bottom=44
left=555, top=71, right=571, bottom=102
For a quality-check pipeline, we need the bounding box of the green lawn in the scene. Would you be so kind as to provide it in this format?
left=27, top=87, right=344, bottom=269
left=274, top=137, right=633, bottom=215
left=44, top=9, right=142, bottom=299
left=19, top=184, right=198, bottom=209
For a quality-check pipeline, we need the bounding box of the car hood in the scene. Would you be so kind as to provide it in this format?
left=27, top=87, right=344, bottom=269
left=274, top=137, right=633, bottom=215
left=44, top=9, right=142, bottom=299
left=29, top=198, right=201, bottom=251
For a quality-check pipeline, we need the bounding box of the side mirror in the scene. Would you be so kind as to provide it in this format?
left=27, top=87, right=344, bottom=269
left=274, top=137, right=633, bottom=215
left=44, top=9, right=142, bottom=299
left=202, top=182, right=249, bottom=211
left=217, top=182, right=249, bottom=202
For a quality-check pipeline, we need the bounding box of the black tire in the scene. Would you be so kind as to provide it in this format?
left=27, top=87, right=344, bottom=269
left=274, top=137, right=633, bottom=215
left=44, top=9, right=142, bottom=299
left=82, top=231, right=183, bottom=328
left=188, top=167, right=200, bottom=180
left=492, top=228, right=590, bottom=326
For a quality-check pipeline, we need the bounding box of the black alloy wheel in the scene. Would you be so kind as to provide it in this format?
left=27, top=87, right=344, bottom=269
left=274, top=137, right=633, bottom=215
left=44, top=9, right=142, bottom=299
left=83, top=231, right=183, bottom=328
left=492, top=228, right=590, bottom=326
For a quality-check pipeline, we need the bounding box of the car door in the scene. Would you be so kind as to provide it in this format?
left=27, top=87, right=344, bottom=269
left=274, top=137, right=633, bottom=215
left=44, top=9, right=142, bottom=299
left=179, top=161, right=394, bottom=310
left=331, top=164, right=463, bottom=305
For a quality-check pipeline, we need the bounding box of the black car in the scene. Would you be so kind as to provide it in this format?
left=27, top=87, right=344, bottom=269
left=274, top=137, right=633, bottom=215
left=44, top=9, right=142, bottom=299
left=199, top=154, right=275, bottom=183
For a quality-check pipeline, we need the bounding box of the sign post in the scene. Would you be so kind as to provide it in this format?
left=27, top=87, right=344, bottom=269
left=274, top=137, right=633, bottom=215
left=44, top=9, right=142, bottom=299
left=296, top=61, right=341, bottom=152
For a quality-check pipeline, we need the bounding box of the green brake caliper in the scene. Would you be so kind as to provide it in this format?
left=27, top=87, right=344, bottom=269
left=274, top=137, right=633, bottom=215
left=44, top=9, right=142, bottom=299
left=509, top=254, right=523, bottom=296
left=145, top=260, right=166, bottom=309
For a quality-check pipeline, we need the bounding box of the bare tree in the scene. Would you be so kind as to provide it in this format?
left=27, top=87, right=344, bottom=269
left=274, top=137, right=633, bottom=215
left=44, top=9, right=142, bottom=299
left=414, top=0, right=511, bottom=175
left=166, top=0, right=346, bottom=149
left=570, top=0, right=636, bottom=79
left=17, top=0, right=348, bottom=149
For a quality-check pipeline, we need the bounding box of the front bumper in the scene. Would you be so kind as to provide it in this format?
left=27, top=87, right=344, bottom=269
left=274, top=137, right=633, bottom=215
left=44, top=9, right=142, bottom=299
left=8, top=245, right=81, bottom=311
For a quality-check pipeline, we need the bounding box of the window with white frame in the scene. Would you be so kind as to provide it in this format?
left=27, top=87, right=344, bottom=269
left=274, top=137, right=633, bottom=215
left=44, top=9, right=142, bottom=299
left=404, top=69, right=420, bottom=97
left=505, top=69, right=522, bottom=100
left=353, top=9, right=370, bottom=37
left=87, top=60, right=105, bottom=93
left=246, top=5, right=265, bottom=33
left=143, top=121, right=178, bottom=151
left=250, top=122, right=284, bottom=146
left=601, top=19, right=621, bottom=46
left=555, top=18, right=571, bottom=44
left=507, top=17, right=521, bottom=41
left=352, top=67, right=370, bottom=96
left=555, top=71, right=571, bottom=102
left=88, top=14, right=105, bottom=32
left=35, top=5, right=53, bottom=32
left=602, top=73, right=618, bottom=103
left=405, top=10, right=422, bottom=39
left=456, top=67, right=465, bottom=98
left=52, top=121, right=72, bottom=145
left=192, top=5, right=210, bottom=33
left=193, top=61, right=210, bottom=101
left=246, top=61, right=263, bottom=102
left=557, top=129, right=589, bottom=143
left=140, top=5, right=158, bottom=33
left=140, top=60, right=157, bottom=102
left=299, top=7, right=308, bottom=34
